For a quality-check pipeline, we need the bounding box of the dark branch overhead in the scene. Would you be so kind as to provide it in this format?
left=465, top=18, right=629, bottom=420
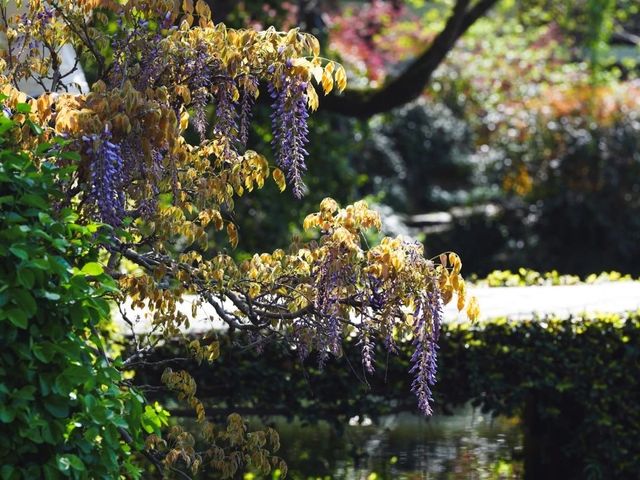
left=320, top=0, right=499, bottom=118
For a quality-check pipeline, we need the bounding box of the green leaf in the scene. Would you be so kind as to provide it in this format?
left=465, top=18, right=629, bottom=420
left=61, top=151, right=81, bottom=162
left=32, top=343, right=53, bottom=364
left=41, top=291, right=61, bottom=301
left=15, top=103, right=31, bottom=114
left=65, top=364, right=92, bottom=384
left=80, top=262, right=104, bottom=276
left=141, top=405, right=163, bottom=434
left=6, top=308, right=28, bottom=329
left=0, top=465, right=15, bottom=479
left=44, top=396, right=70, bottom=418
left=9, top=246, right=29, bottom=261
left=35, top=142, right=52, bottom=155
left=66, top=454, right=85, bottom=472
left=16, top=267, right=35, bottom=288
left=56, top=455, right=71, bottom=472
left=0, top=404, right=16, bottom=423
left=11, top=288, right=37, bottom=318
left=29, top=257, right=50, bottom=270
left=26, top=119, right=43, bottom=135
left=20, top=193, right=48, bottom=210
left=0, top=116, right=14, bottom=135
left=14, top=386, right=36, bottom=400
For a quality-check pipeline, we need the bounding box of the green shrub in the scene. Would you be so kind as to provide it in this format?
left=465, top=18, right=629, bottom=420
left=0, top=106, right=165, bottom=479
left=497, top=84, right=640, bottom=275
left=470, top=268, right=635, bottom=287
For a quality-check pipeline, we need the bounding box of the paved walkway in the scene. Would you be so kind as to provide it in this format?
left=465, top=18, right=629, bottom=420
left=444, top=282, right=640, bottom=321
left=115, top=282, right=640, bottom=334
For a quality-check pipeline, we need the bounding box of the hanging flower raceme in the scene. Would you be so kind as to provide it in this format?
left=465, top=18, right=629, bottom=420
left=83, top=127, right=126, bottom=226
left=268, top=72, right=310, bottom=198
left=410, top=290, right=444, bottom=416
left=213, top=81, right=239, bottom=161
left=183, top=44, right=216, bottom=142
left=238, top=75, right=259, bottom=149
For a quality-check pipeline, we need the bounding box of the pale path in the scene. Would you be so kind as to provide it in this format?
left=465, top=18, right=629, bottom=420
left=114, top=282, right=640, bottom=334
left=445, top=282, right=640, bottom=322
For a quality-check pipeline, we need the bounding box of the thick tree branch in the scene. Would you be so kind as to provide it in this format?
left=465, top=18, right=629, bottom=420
left=320, top=0, right=499, bottom=118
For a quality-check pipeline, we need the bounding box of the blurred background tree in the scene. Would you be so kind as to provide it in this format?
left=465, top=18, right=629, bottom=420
left=205, top=0, right=640, bottom=276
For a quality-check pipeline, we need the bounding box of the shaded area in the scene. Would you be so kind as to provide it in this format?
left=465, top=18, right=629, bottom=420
left=131, top=311, right=640, bottom=479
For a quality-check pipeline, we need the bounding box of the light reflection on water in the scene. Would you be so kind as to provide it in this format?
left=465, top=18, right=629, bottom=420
left=248, top=405, right=523, bottom=480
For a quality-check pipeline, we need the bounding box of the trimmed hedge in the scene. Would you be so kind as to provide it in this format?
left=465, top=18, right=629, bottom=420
left=134, top=311, right=640, bottom=479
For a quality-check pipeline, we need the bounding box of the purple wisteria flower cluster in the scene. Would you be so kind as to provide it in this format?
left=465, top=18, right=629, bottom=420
left=119, top=137, right=163, bottom=219
left=108, top=18, right=314, bottom=196
left=213, top=81, right=240, bottom=160
left=357, top=275, right=390, bottom=374
left=181, top=44, right=217, bottom=141
left=239, top=76, right=259, bottom=148
left=268, top=73, right=310, bottom=199
left=410, top=289, right=443, bottom=415
left=312, top=253, right=348, bottom=368
left=83, top=127, right=125, bottom=226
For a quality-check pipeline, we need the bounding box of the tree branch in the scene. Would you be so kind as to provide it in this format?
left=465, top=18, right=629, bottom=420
left=320, top=0, right=499, bottom=118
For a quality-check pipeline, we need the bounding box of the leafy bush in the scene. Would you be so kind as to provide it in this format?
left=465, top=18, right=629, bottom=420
left=470, top=268, right=634, bottom=287
left=0, top=106, right=163, bottom=478
left=422, top=80, right=640, bottom=275
left=442, top=312, right=640, bottom=479
left=493, top=83, right=640, bottom=274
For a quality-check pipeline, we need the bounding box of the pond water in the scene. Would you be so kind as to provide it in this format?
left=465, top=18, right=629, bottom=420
left=246, top=405, right=523, bottom=480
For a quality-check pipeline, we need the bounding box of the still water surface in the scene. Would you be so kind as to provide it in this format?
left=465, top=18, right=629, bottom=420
left=247, top=405, right=523, bottom=480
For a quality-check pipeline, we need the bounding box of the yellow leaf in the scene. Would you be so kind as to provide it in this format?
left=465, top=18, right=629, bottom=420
left=457, top=291, right=465, bottom=312
left=249, top=282, right=261, bottom=297
left=211, top=210, right=223, bottom=230
left=334, top=64, right=347, bottom=92
left=176, top=84, right=191, bottom=104
left=308, top=35, right=321, bottom=56
left=182, top=0, right=194, bottom=13
left=227, top=223, right=238, bottom=248
left=449, top=252, right=462, bottom=273
left=180, top=110, right=189, bottom=131
left=311, top=66, right=323, bottom=83
left=307, top=83, right=319, bottom=111
left=285, top=28, right=300, bottom=44
left=195, top=0, right=211, bottom=20
left=303, top=213, right=319, bottom=230
left=467, top=296, right=480, bottom=321
left=272, top=168, right=286, bottom=192
left=198, top=210, right=211, bottom=227
left=441, top=284, right=453, bottom=304
left=321, top=69, right=334, bottom=94
left=320, top=197, right=339, bottom=213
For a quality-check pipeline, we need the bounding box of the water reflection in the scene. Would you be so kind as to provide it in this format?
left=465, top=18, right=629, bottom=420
left=246, top=405, right=523, bottom=480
